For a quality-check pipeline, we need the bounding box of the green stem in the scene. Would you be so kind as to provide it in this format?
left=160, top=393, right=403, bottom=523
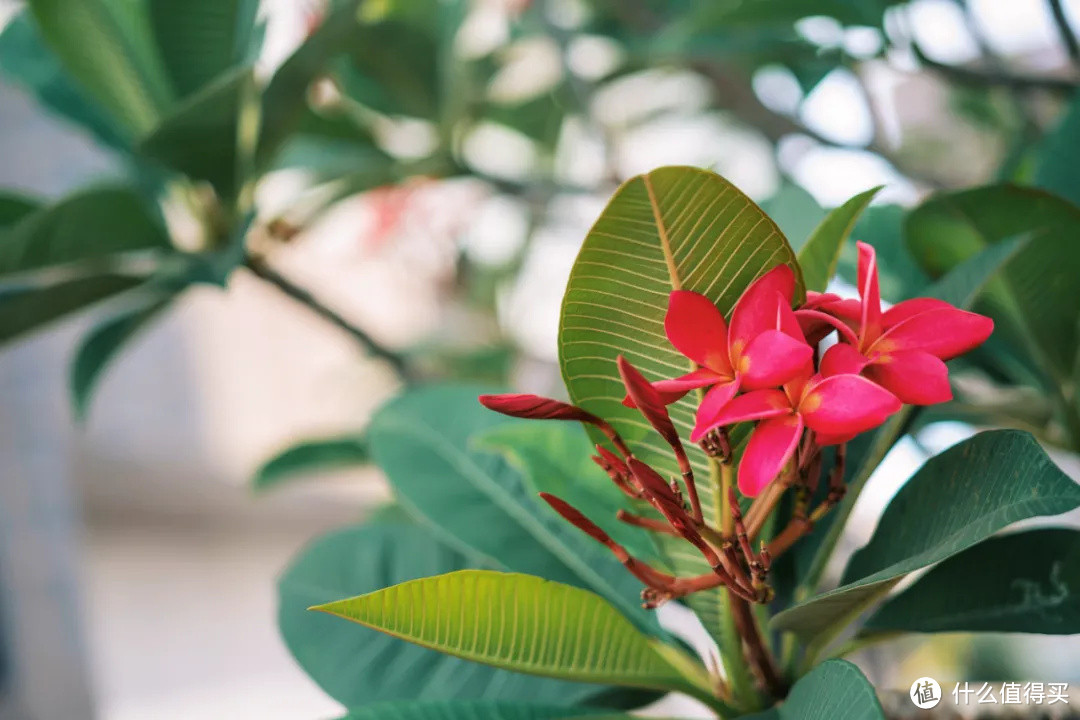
left=708, top=457, right=760, bottom=710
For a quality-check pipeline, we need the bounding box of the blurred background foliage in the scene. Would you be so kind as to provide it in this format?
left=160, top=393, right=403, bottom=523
left=1, top=0, right=1080, bottom=716
left=2, top=0, right=1079, bottom=451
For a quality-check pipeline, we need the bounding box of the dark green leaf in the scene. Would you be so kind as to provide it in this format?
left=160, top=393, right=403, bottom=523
left=138, top=67, right=256, bottom=198
left=797, top=186, right=881, bottom=292
left=252, top=435, right=369, bottom=490
left=335, top=18, right=439, bottom=119
left=149, top=0, right=260, bottom=98
left=905, top=185, right=1080, bottom=382
left=472, top=422, right=650, bottom=558
left=257, top=0, right=361, bottom=165
left=0, top=12, right=132, bottom=149
left=70, top=288, right=173, bottom=420
left=0, top=186, right=170, bottom=277
left=758, top=182, right=824, bottom=250
left=0, top=274, right=144, bottom=345
left=337, top=703, right=622, bottom=720
left=24, top=0, right=174, bottom=134
left=924, top=234, right=1029, bottom=309
left=0, top=193, right=40, bottom=228
left=771, top=430, right=1080, bottom=640
left=742, top=660, right=883, bottom=720
left=367, top=385, right=656, bottom=631
left=864, top=528, right=1080, bottom=635
left=278, top=521, right=606, bottom=708
left=1035, top=91, right=1080, bottom=206
left=836, top=205, right=928, bottom=301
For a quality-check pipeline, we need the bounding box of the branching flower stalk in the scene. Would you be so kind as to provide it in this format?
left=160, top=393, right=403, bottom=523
left=479, top=243, right=994, bottom=708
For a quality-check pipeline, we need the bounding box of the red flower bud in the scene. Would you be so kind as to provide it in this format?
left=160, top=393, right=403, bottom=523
left=478, top=394, right=603, bottom=424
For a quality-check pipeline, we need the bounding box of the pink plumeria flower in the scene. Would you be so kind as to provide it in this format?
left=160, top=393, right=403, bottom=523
left=798, top=242, right=994, bottom=405
left=705, top=365, right=901, bottom=497
left=626, top=265, right=813, bottom=441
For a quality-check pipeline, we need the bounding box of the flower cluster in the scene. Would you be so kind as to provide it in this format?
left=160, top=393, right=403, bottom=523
left=480, top=362, right=772, bottom=608
left=477, top=241, right=992, bottom=611
left=650, top=242, right=993, bottom=497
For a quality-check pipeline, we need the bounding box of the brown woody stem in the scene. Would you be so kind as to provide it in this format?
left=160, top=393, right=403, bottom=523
left=731, top=593, right=786, bottom=697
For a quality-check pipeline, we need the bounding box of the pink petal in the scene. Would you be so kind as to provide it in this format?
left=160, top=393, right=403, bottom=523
left=857, top=241, right=883, bottom=345
left=728, top=265, right=796, bottom=352
left=622, top=368, right=722, bottom=408
left=875, top=307, right=994, bottom=360
left=738, top=415, right=803, bottom=496
left=795, top=308, right=859, bottom=346
left=665, top=291, right=732, bottom=373
left=739, top=329, right=814, bottom=390
left=690, top=378, right=742, bottom=441
left=881, top=297, right=951, bottom=329
left=776, top=296, right=808, bottom=342
left=802, top=291, right=843, bottom=310
left=866, top=350, right=952, bottom=405
left=799, top=374, right=901, bottom=437
left=691, top=388, right=792, bottom=442
left=820, top=342, right=870, bottom=377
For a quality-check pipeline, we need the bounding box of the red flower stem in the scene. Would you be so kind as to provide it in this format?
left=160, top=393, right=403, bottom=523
left=728, top=488, right=767, bottom=589
left=744, top=474, right=789, bottom=540
left=540, top=493, right=677, bottom=590
left=594, top=419, right=632, bottom=458
left=679, top=464, right=704, bottom=524
left=765, top=444, right=847, bottom=559
left=616, top=510, right=680, bottom=536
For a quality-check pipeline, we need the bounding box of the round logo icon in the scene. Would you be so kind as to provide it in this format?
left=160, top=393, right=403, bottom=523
left=910, top=677, right=942, bottom=709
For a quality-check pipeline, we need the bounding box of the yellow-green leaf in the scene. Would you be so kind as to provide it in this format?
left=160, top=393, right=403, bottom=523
left=313, top=570, right=709, bottom=699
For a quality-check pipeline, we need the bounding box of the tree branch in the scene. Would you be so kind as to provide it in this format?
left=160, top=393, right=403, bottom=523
left=913, top=43, right=1079, bottom=94
left=244, top=254, right=417, bottom=382
left=1048, top=0, right=1080, bottom=68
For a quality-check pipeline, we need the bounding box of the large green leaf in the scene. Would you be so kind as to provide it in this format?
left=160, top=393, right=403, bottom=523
left=367, top=385, right=655, bottom=630
left=797, top=186, right=881, bottom=292
left=905, top=185, right=1080, bottom=383
left=148, top=0, right=260, bottom=98
left=279, top=522, right=605, bottom=709
left=70, top=287, right=173, bottom=420
left=0, top=187, right=170, bottom=277
left=252, top=435, right=369, bottom=490
left=863, top=528, right=1080, bottom=635
left=25, top=0, right=174, bottom=135
left=0, top=274, right=145, bottom=345
left=0, top=12, right=130, bottom=150
left=256, top=0, right=361, bottom=165
left=313, top=570, right=709, bottom=698
left=335, top=16, right=439, bottom=120
left=338, top=704, right=625, bottom=720
left=557, top=165, right=802, bottom=642
left=138, top=67, right=256, bottom=198
left=0, top=193, right=40, bottom=228
left=472, top=423, right=651, bottom=558
left=742, top=660, right=883, bottom=720
left=1035, top=91, right=1080, bottom=207
left=771, top=430, right=1080, bottom=640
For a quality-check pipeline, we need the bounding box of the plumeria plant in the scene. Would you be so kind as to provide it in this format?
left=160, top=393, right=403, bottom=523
left=280, top=167, right=1080, bottom=720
